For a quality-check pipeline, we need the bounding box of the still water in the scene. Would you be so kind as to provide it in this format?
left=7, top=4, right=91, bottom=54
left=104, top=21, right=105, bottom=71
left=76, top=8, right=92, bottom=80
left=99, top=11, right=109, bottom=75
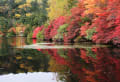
left=0, top=37, right=120, bottom=82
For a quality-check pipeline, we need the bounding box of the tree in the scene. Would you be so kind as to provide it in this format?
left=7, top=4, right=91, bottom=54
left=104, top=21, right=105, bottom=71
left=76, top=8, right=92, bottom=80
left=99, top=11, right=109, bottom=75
left=47, top=0, right=77, bottom=21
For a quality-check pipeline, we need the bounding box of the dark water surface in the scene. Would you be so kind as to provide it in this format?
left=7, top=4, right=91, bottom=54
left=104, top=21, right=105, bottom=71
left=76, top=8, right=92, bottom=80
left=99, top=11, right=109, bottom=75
left=0, top=37, right=120, bottom=82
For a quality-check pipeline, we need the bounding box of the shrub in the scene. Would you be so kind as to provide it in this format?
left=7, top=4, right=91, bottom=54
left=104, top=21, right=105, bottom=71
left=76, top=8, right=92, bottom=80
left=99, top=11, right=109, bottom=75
left=36, top=31, right=44, bottom=40
left=7, top=31, right=16, bottom=37
left=85, top=27, right=96, bottom=40
left=32, top=25, right=44, bottom=39
left=50, top=16, right=66, bottom=39
left=44, top=24, right=53, bottom=40
left=27, top=31, right=33, bottom=39
left=54, top=24, right=69, bottom=40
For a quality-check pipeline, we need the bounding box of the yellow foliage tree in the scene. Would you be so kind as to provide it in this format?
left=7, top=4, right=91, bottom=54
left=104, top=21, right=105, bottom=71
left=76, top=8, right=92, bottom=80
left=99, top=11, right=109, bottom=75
left=47, top=0, right=68, bottom=21
left=15, top=0, right=22, bottom=3
left=47, top=0, right=77, bottom=21
left=26, top=0, right=33, bottom=3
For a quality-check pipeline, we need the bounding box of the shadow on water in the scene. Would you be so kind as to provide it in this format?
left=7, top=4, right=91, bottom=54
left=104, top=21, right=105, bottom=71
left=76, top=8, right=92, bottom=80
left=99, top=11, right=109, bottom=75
left=0, top=37, right=120, bottom=82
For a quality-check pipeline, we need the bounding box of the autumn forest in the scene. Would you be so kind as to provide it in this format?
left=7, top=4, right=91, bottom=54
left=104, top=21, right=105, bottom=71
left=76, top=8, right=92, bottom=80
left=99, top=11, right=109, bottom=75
left=0, top=0, right=120, bottom=45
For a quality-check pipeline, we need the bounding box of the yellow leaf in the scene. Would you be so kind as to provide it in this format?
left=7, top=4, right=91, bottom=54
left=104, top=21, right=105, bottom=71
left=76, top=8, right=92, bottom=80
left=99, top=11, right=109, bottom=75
left=15, top=0, right=22, bottom=3
left=16, top=56, right=22, bottom=60
left=26, top=13, right=32, bottom=16
left=15, top=14, right=21, bottom=18
left=27, top=56, right=32, bottom=60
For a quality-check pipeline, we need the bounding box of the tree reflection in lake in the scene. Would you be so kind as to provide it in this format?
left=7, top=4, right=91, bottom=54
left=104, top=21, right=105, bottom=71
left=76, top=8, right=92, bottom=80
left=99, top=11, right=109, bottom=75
left=0, top=37, right=120, bottom=82
left=39, top=47, right=120, bottom=82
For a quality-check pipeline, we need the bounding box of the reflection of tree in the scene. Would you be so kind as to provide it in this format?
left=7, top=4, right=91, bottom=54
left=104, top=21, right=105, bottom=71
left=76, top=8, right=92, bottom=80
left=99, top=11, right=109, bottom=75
left=48, top=57, right=69, bottom=82
left=0, top=38, right=14, bottom=56
left=0, top=49, right=50, bottom=74
left=94, top=48, right=120, bottom=82
left=8, top=37, right=26, bottom=47
left=41, top=47, right=120, bottom=82
left=0, top=38, right=50, bottom=74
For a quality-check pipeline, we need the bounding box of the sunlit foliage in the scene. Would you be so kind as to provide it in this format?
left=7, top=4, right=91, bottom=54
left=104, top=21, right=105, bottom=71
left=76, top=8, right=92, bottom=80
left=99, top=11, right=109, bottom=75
left=47, top=0, right=77, bottom=21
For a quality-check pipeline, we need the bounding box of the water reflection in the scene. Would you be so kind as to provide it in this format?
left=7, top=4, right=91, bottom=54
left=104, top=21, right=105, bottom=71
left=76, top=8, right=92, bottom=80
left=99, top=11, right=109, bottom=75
left=0, top=37, right=120, bottom=82
left=0, top=72, right=57, bottom=82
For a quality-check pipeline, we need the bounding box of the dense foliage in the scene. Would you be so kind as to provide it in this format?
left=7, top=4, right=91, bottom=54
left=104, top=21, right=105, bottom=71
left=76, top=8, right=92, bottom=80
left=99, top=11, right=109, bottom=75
left=0, top=0, right=48, bottom=37
left=1, top=0, right=120, bottom=45
left=31, top=0, right=120, bottom=45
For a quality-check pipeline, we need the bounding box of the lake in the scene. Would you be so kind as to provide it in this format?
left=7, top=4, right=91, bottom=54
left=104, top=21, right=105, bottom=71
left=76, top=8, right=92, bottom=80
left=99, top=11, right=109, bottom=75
left=0, top=37, right=120, bottom=82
